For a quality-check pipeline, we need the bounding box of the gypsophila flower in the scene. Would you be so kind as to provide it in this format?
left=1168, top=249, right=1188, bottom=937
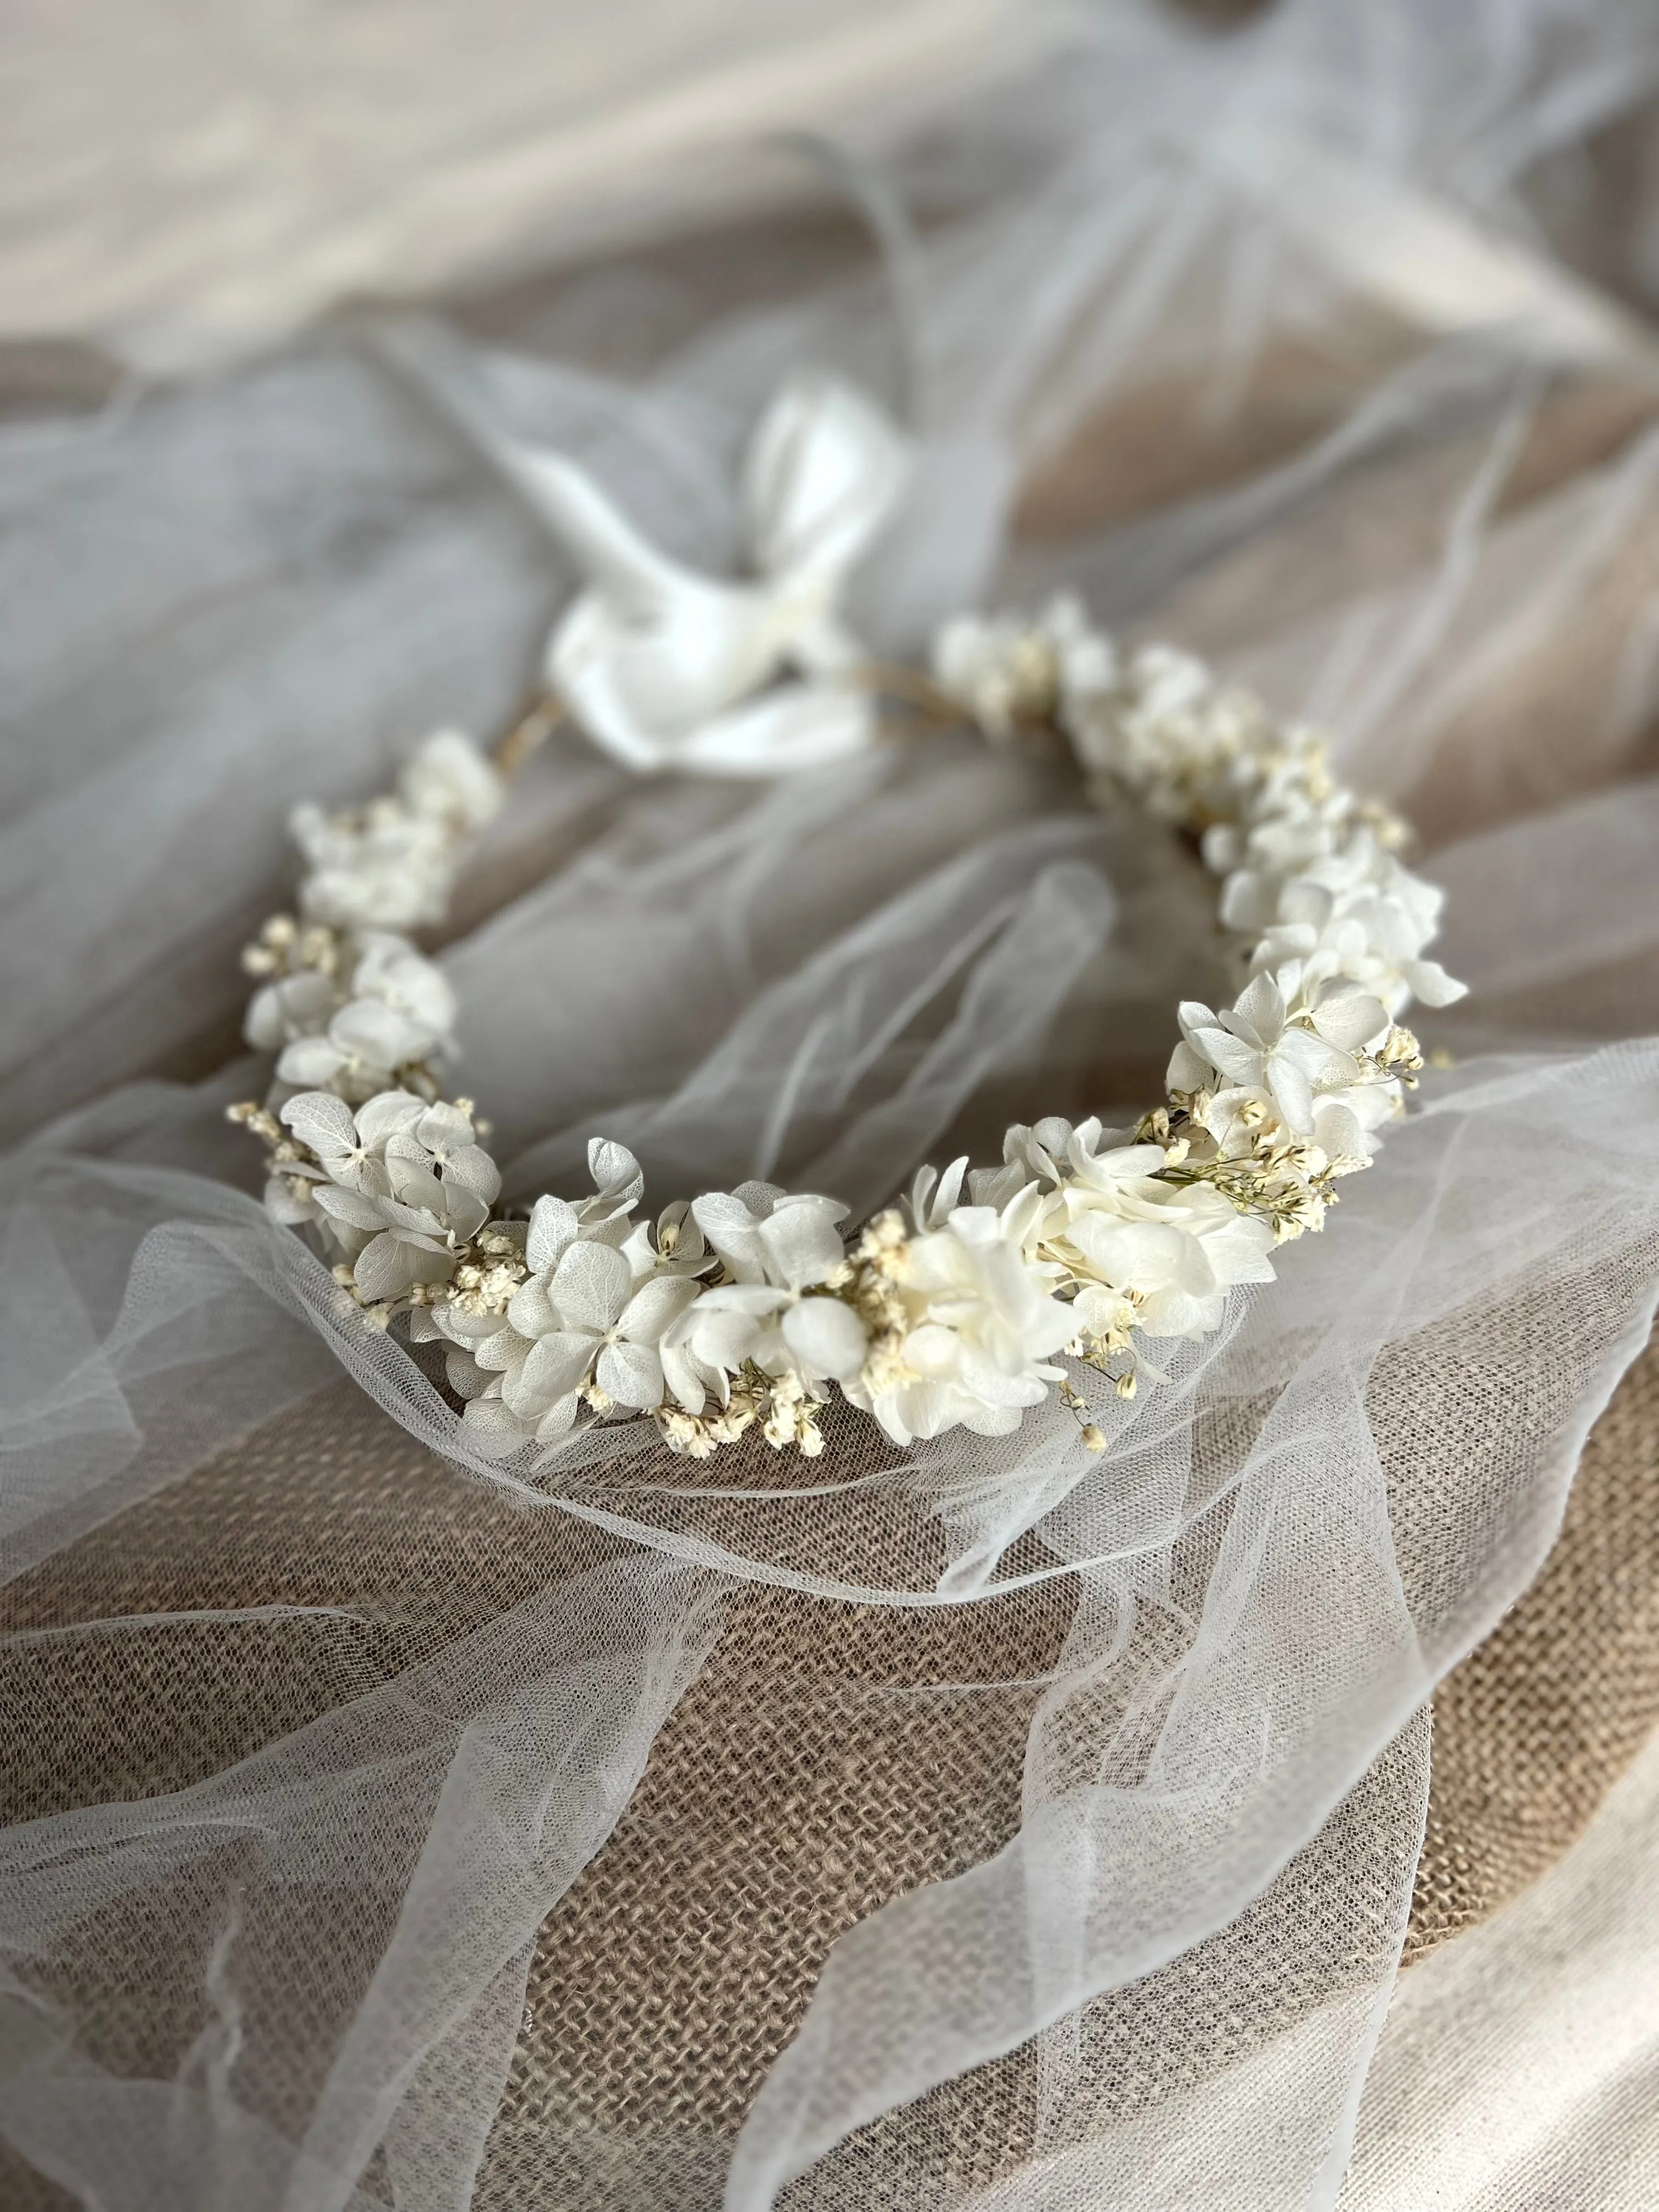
left=932, top=596, right=1116, bottom=742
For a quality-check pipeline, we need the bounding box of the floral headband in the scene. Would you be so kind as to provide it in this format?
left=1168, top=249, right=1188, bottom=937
left=230, top=374, right=1464, bottom=1464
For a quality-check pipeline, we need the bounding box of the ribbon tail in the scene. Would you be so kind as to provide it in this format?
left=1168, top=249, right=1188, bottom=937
left=500, top=444, right=701, bottom=617
left=672, top=686, right=879, bottom=777
left=743, top=373, right=911, bottom=585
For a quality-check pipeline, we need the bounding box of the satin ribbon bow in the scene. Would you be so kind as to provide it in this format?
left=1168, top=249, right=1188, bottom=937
left=501, top=374, right=909, bottom=776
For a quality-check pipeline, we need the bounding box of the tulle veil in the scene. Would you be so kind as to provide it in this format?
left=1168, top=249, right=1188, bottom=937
left=5, top=4, right=1659, bottom=2207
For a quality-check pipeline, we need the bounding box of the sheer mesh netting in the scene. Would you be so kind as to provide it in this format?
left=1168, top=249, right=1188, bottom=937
left=6, top=4, right=1659, bottom=2208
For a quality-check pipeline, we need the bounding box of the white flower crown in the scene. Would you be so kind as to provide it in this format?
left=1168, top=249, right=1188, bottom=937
left=231, top=375, right=1464, bottom=1465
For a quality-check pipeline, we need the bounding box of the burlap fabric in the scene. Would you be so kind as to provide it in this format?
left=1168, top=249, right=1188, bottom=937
left=1404, top=1323, right=1659, bottom=1963
left=0, top=1390, right=1073, bottom=2210
left=5, top=1319, right=1656, bottom=2209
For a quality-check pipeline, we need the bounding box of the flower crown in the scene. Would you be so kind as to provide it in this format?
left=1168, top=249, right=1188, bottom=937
left=231, top=375, right=1464, bottom=1464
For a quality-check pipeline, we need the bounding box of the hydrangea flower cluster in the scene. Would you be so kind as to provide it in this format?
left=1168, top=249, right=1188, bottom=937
left=234, top=732, right=500, bottom=1108
left=231, top=598, right=1463, bottom=1467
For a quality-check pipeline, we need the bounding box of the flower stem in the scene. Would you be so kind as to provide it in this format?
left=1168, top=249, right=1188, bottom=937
left=493, top=691, right=566, bottom=776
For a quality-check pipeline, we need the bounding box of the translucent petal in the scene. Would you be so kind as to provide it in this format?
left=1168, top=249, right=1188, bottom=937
left=526, top=1195, right=579, bottom=1274
left=551, top=1239, right=630, bottom=1331
left=511, top=1330, right=597, bottom=1414
left=596, top=1338, right=663, bottom=1410
left=618, top=1274, right=701, bottom=1344
left=758, top=1198, right=847, bottom=1291
left=781, top=1296, right=868, bottom=1383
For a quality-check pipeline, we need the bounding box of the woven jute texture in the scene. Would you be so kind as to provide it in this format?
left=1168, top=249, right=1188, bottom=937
left=480, top=1568, right=1072, bottom=2207
left=1404, top=1323, right=1659, bottom=1963
left=5, top=1330, right=1657, bottom=2207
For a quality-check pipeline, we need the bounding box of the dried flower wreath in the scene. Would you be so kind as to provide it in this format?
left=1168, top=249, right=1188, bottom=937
left=232, top=376, right=1463, bottom=1463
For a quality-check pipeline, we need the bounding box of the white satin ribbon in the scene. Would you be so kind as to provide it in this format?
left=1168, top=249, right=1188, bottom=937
left=500, top=374, right=909, bottom=776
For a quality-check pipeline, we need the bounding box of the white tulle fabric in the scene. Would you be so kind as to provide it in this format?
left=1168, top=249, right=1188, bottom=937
left=5, top=4, right=1659, bottom=2210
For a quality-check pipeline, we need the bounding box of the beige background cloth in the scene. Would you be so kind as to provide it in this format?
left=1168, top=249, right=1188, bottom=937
left=0, top=0, right=1070, bottom=370
left=1407, top=1327, right=1659, bottom=1962
left=4, top=1326, right=1656, bottom=2211
left=1345, top=1701, right=1659, bottom=2209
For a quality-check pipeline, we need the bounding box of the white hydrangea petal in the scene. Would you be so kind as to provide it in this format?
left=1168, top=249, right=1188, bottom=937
left=695, top=1306, right=774, bottom=1373
left=1311, top=1099, right=1375, bottom=1171
left=353, top=1091, right=428, bottom=1149
left=441, top=1308, right=515, bottom=1348
left=909, top=1164, right=940, bottom=1229
left=383, top=1146, right=449, bottom=1217
left=934, top=1156, right=970, bottom=1220
left=250, top=969, right=339, bottom=1052
left=618, top=1275, right=702, bottom=1344
left=731, top=1181, right=786, bottom=1217
left=960, top=1403, right=1025, bottom=1437
left=278, top=1037, right=348, bottom=1089
left=374, top=1195, right=447, bottom=1238
left=950, top=1348, right=1047, bottom=1410
left=244, top=984, right=289, bottom=1053
left=997, top=1183, right=1049, bottom=1257
left=414, top=1102, right=477, bottom=1151
left=758, top=1198, right=847, bottom=1291
left=1166, top=1039, right=1214, bottom=1095
left=526, top=1195, right=580, bottom=1274
left=353, top=1231, right=449, bottom=1304
left=1265, top=1057, right=1316, bottom=1136
left=459, top=1397, right=532, bottom=1458
left=441, top=1144, right=502, bottom=1210
left=552, top=1239, right=631, bottom=1331
left=1230, top=969, right=1285, bottom=1045
left=587, top=1138, right=645, bottom=1206
left=1188, top=1027, right=1262, bottom=1085
left=1073, top=1283, right=1130, bottom=1336
left=1069, top=1212, right=1173, bottom=1290
left=1310, top=988, right=1389, bottom=1054
left=596, top=1339, right=663, bottom=1410
left=281, top=1091, right=359, bottom=1154
left=1283, top=1022, right=1353, bottom=1084
left=263, top=1176, right=315, bottom=1226
left=1403, top=956, right=1467, bottom=1008
left=697, top=1284, right=790, bottom=1318
left=473, top=1325, right=529, bottom=1374
left=781, top=1297, right=868, bottom=1383
left=512, top=1331, right=599, bottom=1414
left=534, top=1394, right=583, bottom=1444
left=443, top=1187, right=490, bottom=1244
left=692, top=1192, right=768, bottom=1280
left=311, top=1184, right=389, bottom=1233
left=329, top=996, right=421, bottom=1065
left=506, top=1277, right=559, bottom=1340
left=658, top=1348, right=706, bottom=1418
left=445, top=1348, right=492, bottom=1400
